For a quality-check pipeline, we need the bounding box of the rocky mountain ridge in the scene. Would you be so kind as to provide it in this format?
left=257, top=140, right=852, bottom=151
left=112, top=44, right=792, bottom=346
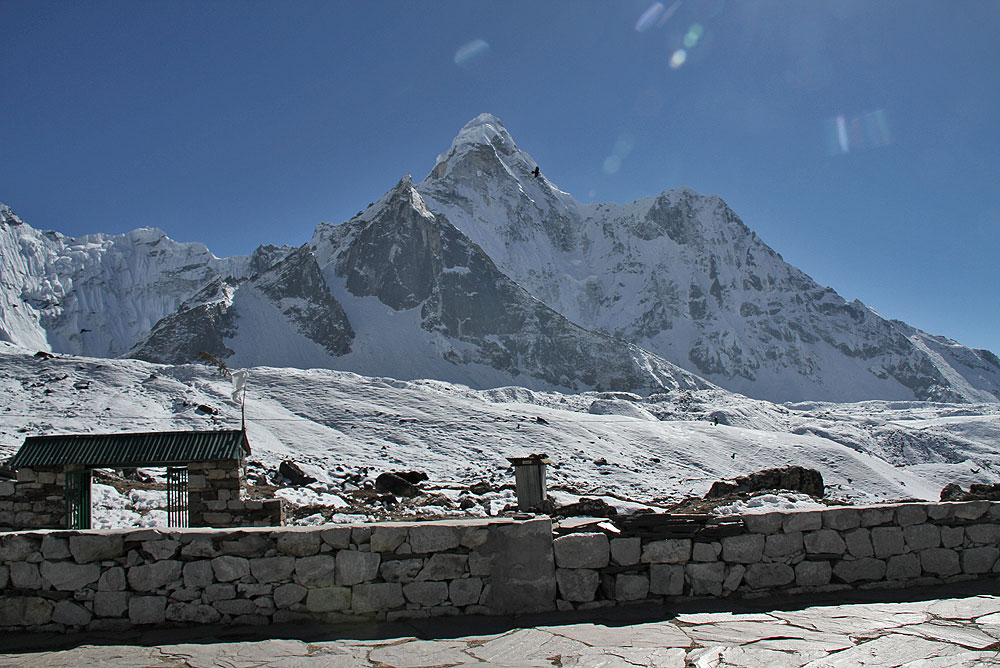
left=1, top=116, right=998, bottom=402
left=417, top=114, right=1000, bottom=403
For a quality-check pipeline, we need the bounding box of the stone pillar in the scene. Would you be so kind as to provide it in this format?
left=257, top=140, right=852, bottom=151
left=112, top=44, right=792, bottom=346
left=187, top=459, right=242, bottom=527
left=187, top=459, right=282, bottom=527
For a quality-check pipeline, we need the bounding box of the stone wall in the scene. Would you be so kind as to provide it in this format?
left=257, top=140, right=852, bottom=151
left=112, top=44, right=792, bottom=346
left=2, top=502, right=999, bottom=634
left=0, top=518, right=553, bottom=633
left=0, top=467, right=66, bottom=530
left=552, top=501, right=1000, bottom=610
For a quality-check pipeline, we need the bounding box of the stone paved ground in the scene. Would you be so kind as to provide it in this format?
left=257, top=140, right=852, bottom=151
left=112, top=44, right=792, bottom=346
left=1, top=584, right=998, bottom=667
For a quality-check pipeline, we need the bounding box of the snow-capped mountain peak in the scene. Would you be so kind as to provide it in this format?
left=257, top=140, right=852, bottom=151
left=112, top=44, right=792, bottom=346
left=416, top=115, right=1000, bottom=403
left=2, top=113, right=999, bottom=404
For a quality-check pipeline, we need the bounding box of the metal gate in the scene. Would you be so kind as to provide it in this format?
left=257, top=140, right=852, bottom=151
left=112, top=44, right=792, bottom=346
left=65, top=469, right=92, bottom=529
left=167, top=466, right=189, bottom=527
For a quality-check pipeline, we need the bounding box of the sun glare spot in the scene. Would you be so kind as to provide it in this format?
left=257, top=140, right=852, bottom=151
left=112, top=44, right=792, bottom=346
left=669, top=49, right=687, bottom=69
left=613, top=135, right=635, bottom=158
left=635, top=2, right=665, bottom=32
left=658, top=1, right=682, bottom=28
left=635, top=0, right=680, bottom=32
left=454, top=39, right=490, bottom=66
left=683, top=24, right=704, bottom=48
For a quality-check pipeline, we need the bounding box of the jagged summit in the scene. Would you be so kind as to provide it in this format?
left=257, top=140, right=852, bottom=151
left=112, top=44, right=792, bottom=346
left=442, top=113, right=517, bottom=154
left=429, top=113, right=534, bottom=180
left=414, top=116, right=1000, bottom=403
left=0, top=202, right=23, bottom=226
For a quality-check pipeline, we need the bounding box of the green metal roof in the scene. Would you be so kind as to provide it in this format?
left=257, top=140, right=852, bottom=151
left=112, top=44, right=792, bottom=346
left=8, top=430, right=250, bottom=469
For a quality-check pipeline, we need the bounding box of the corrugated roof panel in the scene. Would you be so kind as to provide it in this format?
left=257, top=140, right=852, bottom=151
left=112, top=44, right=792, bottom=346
left=8, top=430, right=249, bottom=469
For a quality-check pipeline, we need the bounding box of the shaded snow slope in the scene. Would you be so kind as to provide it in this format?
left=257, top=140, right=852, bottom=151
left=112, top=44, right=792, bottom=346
left=130, top=245, right=354, bottom=367
left=417, top=114, right=1000, bottom=403
left=0, top=203, right=293, bottom=358
left=1, top=343, right=997, bottom=506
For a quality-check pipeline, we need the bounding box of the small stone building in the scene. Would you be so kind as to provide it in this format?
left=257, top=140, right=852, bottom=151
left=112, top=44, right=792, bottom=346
left=0, top=429, right=281, bottom=530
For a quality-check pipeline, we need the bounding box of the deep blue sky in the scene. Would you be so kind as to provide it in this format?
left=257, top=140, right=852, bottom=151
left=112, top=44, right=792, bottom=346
left=2, top=1, right=998, bottom=354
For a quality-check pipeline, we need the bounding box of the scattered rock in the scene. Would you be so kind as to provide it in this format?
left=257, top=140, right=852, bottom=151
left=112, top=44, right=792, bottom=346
left=705, top=466, right=824, bottom=499
left=940, top=482, right=964, bottom=501
left=120, top=468, right=154, bottom=483
left=195, top=404, right=218, bottom=415
left=375, top=472, right=425, bottom=497
left=469, top=481, right=492, bottom=495
left=939, top=482, right=1000, bottom=502
left=279, top=460, right=318, bottom=486
left=552, top=497, right=617, bottom=519
left=394, top=471, right=429, bottom=485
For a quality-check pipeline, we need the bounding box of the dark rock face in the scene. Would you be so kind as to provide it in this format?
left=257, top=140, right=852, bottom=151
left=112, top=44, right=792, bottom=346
left=705, top=466, right=825, bottom=499
left=247, top=244, right=294, bottom=276
left=129, top=246, right=353, bottom=364
left=327, top=178, right=712, bottom=394
left=128, top=278, right=237, bottom=364
left=254, top=246, right=354, bottom=357
left=394, top=471, right=429, bottom=485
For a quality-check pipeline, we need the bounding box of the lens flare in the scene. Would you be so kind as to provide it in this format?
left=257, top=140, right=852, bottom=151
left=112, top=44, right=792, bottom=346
left=683, top=23, right=704, bottom=48
left=454, top=39, right=490, bottom=66
left=635, top=2, right=664, bottom=32
left=669, top=49, right=687, bottom=69
left=603, top=155, right=622, bottom=174
left=635, top=0, right=680, bottom=32
left=613, top=134, right=635, bottom=158
left=825, top=109, right=892, bottom=155
left=658, top=1, right=681, bottom=27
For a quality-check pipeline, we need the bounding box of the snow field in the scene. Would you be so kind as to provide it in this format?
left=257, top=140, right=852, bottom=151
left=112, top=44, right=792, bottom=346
left=2, top=342, right=998, bottom=530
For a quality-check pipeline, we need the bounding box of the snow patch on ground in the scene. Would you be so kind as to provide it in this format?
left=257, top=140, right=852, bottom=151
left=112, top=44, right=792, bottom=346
left=713, top=493, right=829, bottom=515
left=91, top=484, right=168, bottom=528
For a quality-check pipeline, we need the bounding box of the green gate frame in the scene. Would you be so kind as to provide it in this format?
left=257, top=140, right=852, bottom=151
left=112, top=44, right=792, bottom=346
left=166, top=466, right=189, bottom=528
left=65, top=469, right=92, bottom=529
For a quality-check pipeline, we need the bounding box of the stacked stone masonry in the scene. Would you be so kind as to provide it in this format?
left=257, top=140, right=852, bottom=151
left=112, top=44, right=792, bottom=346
left=1, top=502, right=999, bottom=633
left=0, top=468, right=66, bottom=529
left=186, top=460, right=283, bottom=528
left=0, top=518, right=554, bottom=632
left=0, top=460, right=282, bottom=531
left=552, top=501, right=1000, bottom=610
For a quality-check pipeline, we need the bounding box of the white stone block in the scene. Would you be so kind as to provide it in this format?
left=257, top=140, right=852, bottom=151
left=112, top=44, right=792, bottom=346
left=555, top=568, right=599, bottom=602
left=721, top=534, right=764, bottom=563
left=615, top=573, right=649, bottom=601
left=129, top=595, right=167, bottom=625
left=641, top=538, right=691, bottom=564
left=610, top=537, right=640, bottom=566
